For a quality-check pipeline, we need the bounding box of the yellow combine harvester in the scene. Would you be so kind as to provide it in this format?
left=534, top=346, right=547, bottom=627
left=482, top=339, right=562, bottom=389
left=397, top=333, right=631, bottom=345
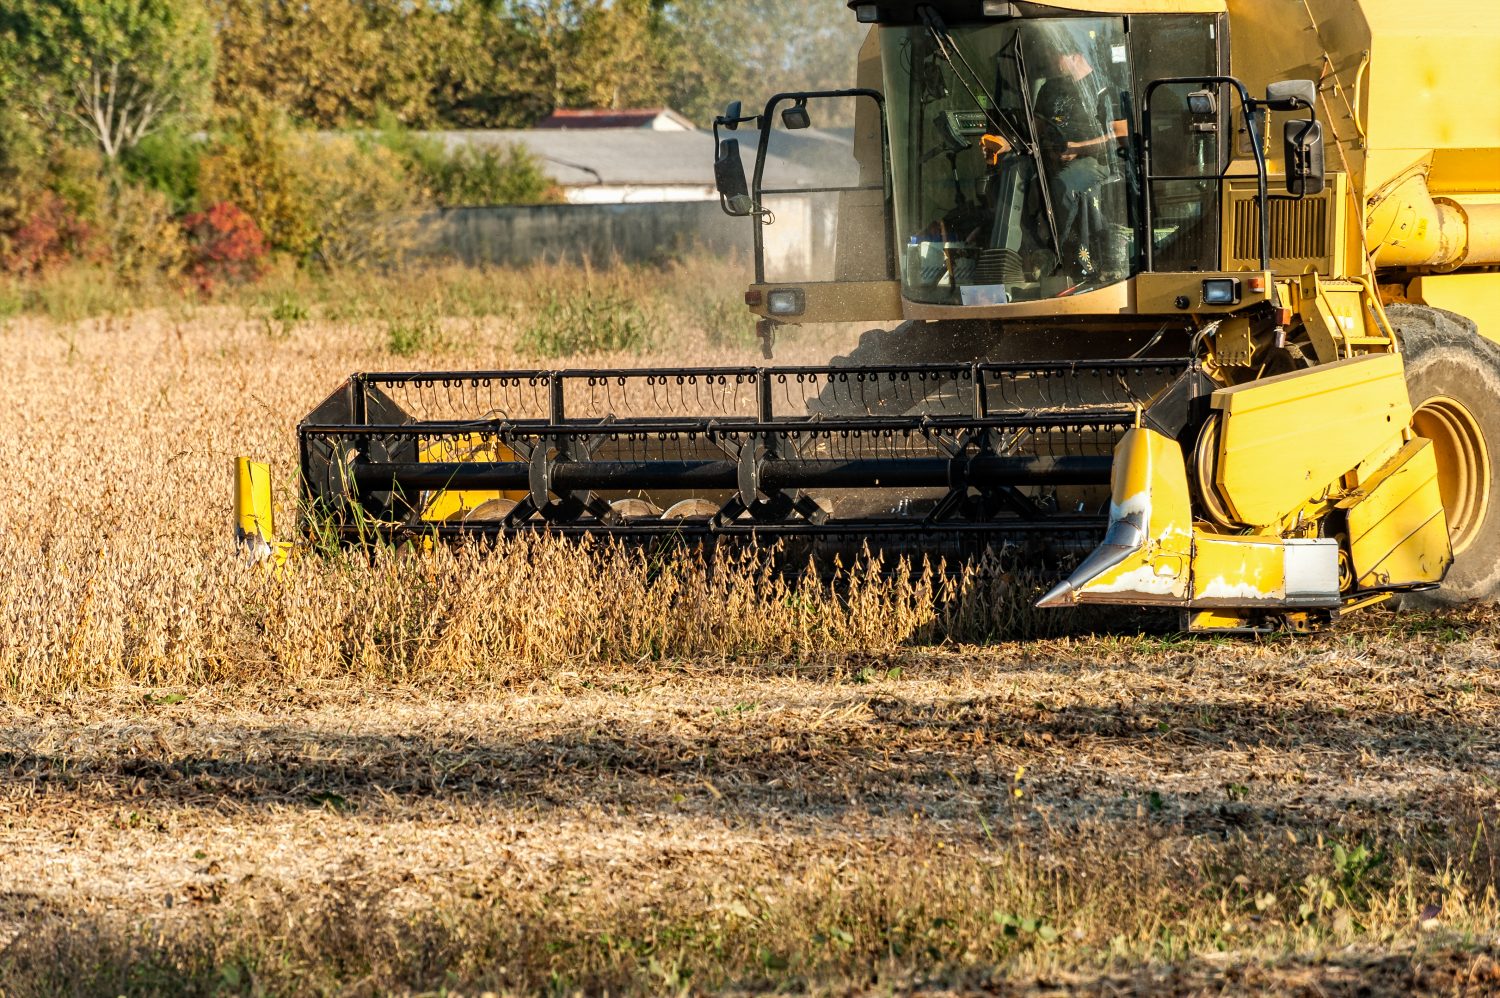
left=239, top=0, right=1500, bottom=632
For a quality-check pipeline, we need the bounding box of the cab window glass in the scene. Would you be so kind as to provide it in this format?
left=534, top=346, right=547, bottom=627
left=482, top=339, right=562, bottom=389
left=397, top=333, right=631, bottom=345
left=882, top=17, right=1139, bottom=306
left=1130, top=15, right=1222, bottom=271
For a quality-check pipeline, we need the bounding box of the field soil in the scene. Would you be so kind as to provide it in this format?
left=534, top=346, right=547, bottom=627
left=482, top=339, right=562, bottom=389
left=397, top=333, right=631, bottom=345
left=0, top=279, right=1497, bottom=995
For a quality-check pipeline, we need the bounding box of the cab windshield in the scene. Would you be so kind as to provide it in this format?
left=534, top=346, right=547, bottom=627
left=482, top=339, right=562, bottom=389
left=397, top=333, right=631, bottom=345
left=882, top=17, right=1139, bottom=306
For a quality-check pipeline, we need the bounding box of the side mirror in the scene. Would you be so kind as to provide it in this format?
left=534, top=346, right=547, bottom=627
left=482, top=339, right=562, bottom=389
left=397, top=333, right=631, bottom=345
left=718, top=100, right=743, bottom=131
left=781, top=101, right=811, bottom=130
left=1284, top=118, right=1325, bottom=196
left=1265, top=79, right=1317, bottom=112
left=715, top=138, right=754, bottom=216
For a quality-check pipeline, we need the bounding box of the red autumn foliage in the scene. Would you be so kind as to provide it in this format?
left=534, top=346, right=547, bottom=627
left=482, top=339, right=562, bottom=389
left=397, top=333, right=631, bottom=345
left=181, top=201, right=268, bottom=294
left=0, top=191, right=96, bottom=275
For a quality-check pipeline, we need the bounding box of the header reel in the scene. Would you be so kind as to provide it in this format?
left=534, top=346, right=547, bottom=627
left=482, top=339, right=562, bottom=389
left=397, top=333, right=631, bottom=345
left=291, top=358, right=1205, bottom=572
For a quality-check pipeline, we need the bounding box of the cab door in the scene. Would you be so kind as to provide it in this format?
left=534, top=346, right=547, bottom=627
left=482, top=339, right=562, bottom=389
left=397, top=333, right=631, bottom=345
left=748, top=89, right=900, bottom=324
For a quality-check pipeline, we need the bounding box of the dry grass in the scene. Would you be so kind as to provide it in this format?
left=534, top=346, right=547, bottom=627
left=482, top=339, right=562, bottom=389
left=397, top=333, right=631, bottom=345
left=1, top=257, right=957, bottom=695
left=0, top=262, right=1497, bottom=995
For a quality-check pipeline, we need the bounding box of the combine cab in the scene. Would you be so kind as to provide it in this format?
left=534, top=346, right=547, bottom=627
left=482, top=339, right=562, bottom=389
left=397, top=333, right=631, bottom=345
left=240, top=0, right=1500, bottom=631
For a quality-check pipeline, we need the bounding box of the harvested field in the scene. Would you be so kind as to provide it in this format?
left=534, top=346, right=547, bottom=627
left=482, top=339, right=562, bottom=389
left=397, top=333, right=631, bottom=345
left=1, top=266, right=1497, bottom=995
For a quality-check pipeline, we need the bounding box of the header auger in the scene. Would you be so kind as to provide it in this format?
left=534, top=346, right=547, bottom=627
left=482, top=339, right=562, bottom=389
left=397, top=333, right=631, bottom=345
left=239, top=0, right=1500, bottom=632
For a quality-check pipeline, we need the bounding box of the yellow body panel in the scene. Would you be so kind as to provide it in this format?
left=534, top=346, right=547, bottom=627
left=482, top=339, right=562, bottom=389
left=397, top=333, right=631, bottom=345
left=418, top=436, right=525, bottom=522
left=1039, top=429, right=1345, bottom=613
left=1134, top=272, right=1272, bottom=315
left=1212, top=354, right=1411, bottom=527
left=1220, top=176, right=1348, bottom=277
left=1042, top=419, right=1446, bottom=616
left=1190, top=536, right=1287, bottom=604
left=749, top=280, right=904, bottom=324
left=1037, top=427, right=1194, bottom=607
left=1344, top=438, right=1453, bottom=588
left=1285, top=278, right=1394, bottom=362
left=1409, top=272, right=1500, bottom=344
left=1226, top=0, right=1500, bottom=281
left=1090, top=428, right=1194, bottom=601
left=1227, top=1, right=1500, bottom=196
left=234, top=457, right=274, bottom=546
left=233, top=458, right=291, bottom=568
left=1362, top=19, right=1500, bottom=199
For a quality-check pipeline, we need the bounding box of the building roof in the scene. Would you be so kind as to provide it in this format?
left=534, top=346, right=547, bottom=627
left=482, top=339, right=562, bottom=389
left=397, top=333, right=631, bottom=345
left=536, top=108, right=698, bottom=131
left=419, top=127, right=857, bottom=190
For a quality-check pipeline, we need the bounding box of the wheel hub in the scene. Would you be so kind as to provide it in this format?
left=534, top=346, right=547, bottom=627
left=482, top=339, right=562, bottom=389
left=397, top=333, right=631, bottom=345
left=1412, top=396, right=1491, bottom=556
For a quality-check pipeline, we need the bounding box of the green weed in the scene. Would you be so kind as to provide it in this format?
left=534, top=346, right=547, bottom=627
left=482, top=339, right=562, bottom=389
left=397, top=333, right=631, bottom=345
left=519, top=290, right=660, bottom=358
left=692, top=294, right=755, bottom=349
left=261, top=293, right=308, bottom=340
left=385, top=310, right=441, bottom=356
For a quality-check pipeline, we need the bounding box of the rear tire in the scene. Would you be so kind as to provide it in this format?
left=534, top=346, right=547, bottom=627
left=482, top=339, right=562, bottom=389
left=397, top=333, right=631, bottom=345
left=1388, top=303, right=1500, bottom=605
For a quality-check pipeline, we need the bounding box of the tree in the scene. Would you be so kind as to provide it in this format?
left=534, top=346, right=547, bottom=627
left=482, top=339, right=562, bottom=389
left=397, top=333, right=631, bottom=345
left=428, top=0, right=673, bottom=128
left=512, top=0, right=668, bottom=112
left=651, top=0, right=865, bottom=126
left=210, top=0, right=445, bottom=129
left=203, top=0, right=864, bottom=132
left=0, top=0, right=214, bottom=160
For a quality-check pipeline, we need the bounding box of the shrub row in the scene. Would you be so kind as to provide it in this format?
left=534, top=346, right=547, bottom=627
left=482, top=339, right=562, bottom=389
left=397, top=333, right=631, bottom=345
left=0, top=103, right=560, bottom=292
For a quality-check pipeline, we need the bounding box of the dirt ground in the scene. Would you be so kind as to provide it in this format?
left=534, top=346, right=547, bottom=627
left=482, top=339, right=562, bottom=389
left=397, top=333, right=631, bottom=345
left=3, top=624, right=1498, bottom=994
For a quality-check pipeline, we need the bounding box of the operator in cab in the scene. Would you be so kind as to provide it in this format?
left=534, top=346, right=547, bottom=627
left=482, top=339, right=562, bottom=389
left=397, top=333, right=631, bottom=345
left=1032, top=31, right=1131, bottom=284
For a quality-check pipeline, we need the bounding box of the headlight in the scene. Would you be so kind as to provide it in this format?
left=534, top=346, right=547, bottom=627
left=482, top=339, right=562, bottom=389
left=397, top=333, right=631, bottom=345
left=1187, top=89, right=1219, bottom=116
left=1202, top=278, right=1241, bottom=306
left=766, top=288, right=806, bottom=316
left=854, top=3, right=879, bottom=23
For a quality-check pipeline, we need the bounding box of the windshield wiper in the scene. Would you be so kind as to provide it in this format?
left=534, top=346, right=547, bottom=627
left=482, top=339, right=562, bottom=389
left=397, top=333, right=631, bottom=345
left=1004, top=31, right=1063, bottom=260
left=916, top=6, right=1026, bottom=154
left=917, top=6, right=1062, bottom=262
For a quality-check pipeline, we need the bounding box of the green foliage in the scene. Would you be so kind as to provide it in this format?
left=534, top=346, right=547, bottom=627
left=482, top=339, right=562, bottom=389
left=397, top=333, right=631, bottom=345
left=260, top=294, right=308, bottom=341
left=0, top=280, right=22, bottom=324
left=515, top=0, right=667, bottom=118
left=691, top=294, right=756, bottom=349
left=1295, top=840, right=1389, bottom=926
left=120, top=127, right=201, bottom=212
left=97, top=179, right=186, bottom=282
left=374, top=121, right=560, bottom=207
left=42, top=142, right=110, bottom=223
left=519, top=290, right=661, bottom=357
left=0, top=0, right=214, bottom=159
left=652, top=0, right=865, bottom=125
left=0, top=107, right=49, bottom=264
left=200, top=103, right=421, bottom=266
left=197, top=101, right=314, bottom=257
left=0, top=136, right=108, bottom=276
left=210, top=0, right=452, bottom=128
left=423, top=144, right=560, bottom=208
left=293, top=134, right=418, bottom=267
left=206, top=0, right=860, bottom=131
left=0, top=0, right=865, bottom=280
left=386, top=313, right=440, bottom=357
left=1, top=264, right=144, bottom=321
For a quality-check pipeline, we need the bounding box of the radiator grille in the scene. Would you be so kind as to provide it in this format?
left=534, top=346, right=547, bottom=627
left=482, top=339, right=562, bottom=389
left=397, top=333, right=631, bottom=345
left=1228, top=190, right=1332, bottom=271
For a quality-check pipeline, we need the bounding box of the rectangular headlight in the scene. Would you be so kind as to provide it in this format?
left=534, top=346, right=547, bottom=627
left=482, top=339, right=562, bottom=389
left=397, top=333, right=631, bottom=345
left=1202, top=278, right=1241, bottom=306
left=854, top=3, right=879, bottom=23
left=767, top=288, right=806, bottom=316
